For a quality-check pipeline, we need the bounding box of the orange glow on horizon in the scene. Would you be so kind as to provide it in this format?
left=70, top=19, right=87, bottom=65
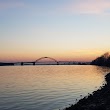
left=0, top=49, right=108, bottom=62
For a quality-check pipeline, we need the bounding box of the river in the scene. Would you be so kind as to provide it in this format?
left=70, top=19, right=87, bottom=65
left=0, top=65, right=110, bottom=110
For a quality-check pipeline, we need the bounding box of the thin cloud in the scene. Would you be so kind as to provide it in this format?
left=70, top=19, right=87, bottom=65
left=0, top=1, right=24, bottom=10
left=63, top=0, right=110, bottom=15
left=1, top=0, right=110, bottom=16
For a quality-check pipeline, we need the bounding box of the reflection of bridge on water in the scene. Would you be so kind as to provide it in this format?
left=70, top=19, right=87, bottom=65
left=19, top=57, right=59, bottom=65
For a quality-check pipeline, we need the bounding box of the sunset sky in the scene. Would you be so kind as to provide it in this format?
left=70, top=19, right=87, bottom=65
left=0, top=0, right=110, bottom=62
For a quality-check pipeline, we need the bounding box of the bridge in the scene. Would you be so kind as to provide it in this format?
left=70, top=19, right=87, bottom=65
left=18, top=57, right=59, bottom=65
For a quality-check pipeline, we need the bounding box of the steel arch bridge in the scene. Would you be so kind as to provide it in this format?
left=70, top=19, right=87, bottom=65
left=35, top=57, right=59, bottom=65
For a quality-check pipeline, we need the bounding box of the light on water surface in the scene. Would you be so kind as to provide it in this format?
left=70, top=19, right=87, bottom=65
left=0, top=65, right=110, bottom=110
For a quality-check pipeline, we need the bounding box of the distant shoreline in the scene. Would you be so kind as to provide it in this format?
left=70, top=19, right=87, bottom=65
left=0, top=63, right=14, bottom=66
left=64, top=73, right=110, bottom=110
left=0, top=62, right=90, bottom=66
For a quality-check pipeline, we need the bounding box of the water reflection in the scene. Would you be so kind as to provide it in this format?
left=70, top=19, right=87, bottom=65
left=0, top=65, right=110, bottom=110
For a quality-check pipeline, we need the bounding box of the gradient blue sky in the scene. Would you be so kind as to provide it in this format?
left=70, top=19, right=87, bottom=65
left=1, top=0, right=110, bottom=62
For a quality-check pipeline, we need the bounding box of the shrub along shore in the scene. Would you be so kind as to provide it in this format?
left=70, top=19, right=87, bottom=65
left=64, top=73, right=110, bottom=110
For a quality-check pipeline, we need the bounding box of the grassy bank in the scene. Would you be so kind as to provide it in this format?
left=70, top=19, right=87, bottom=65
left=64, top=73, right=110, bottom=110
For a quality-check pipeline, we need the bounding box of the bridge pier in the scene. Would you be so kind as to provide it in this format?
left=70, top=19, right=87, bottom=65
left=33, top=62, right=35, bottom=65
left=21, top=62, right=23, bottom=66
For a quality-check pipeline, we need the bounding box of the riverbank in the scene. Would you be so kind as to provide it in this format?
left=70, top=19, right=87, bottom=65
left=64, top=73, right=110, bottom=110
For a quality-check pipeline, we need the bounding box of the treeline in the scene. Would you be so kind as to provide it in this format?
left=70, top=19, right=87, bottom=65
left=91, top=52, right=110, bottom=67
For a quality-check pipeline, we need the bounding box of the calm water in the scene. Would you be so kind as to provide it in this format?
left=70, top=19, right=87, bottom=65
left=0, top=65, right=110, bottom=110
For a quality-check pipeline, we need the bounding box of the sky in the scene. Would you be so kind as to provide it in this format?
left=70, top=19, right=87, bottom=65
left=0, top=0, right=110, bottom=62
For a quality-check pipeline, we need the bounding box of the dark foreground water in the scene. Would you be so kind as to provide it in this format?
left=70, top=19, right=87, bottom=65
left=0, top=65, right=110, bottom=110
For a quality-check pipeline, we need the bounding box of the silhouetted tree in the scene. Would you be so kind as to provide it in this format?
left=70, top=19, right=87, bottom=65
left=106, top=57, right=110, bottom=67
left=91, top=52, right=110, bottom=67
